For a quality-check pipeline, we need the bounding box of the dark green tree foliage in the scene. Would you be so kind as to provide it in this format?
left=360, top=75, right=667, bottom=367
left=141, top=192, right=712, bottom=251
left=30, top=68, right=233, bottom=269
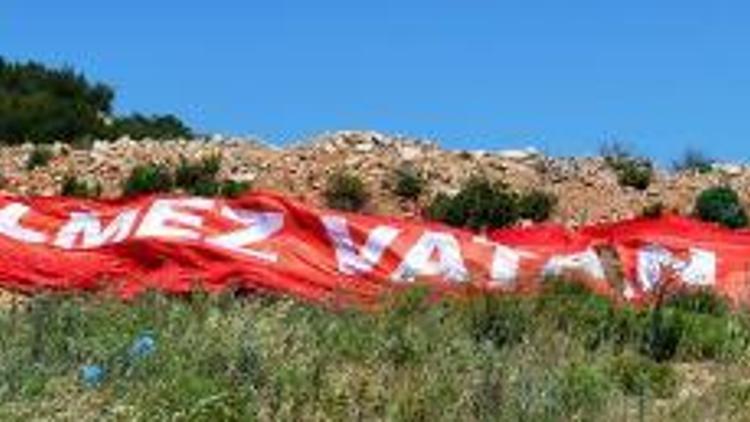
left=427, top=177, right=520, bottom=230
left=105, top=113, right=193, bottom=140
left=694, top=186, right=749, bottom=229
left=0, top=58, right=113, bottom=144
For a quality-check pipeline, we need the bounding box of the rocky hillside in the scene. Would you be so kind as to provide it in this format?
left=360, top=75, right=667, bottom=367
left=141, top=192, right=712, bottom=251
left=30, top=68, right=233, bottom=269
left=0, top=131, right=747, bottom=226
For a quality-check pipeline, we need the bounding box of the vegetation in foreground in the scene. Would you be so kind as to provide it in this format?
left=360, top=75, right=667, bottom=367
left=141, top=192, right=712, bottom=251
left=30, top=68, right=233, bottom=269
left=2, top=281, right=750, bottom=421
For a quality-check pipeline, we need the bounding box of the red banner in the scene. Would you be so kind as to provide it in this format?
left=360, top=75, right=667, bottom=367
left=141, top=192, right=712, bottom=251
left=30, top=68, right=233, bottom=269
left=0, top=191, right=748, bottom=305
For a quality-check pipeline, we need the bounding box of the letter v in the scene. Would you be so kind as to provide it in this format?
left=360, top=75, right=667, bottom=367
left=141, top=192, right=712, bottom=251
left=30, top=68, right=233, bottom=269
left=321, top=215, right=400, bottom=275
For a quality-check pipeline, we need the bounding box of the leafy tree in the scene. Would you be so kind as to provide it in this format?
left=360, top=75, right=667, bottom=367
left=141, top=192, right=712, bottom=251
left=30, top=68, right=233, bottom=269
left=0, top=57, right=192, bottom=144
left=0, top=58, right=113, bottom=144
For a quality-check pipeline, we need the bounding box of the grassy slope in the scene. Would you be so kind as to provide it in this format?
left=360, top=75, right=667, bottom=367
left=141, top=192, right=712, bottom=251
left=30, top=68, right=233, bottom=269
left=2, top=282, right=750, bottom=421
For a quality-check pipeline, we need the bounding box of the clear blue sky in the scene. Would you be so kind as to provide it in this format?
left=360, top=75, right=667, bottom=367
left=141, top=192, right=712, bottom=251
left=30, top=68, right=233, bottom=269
left=4, top=1, right=750, bottom=162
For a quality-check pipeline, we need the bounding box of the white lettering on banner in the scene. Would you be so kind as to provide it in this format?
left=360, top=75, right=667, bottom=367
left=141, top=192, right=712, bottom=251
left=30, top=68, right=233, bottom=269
left=543, top=249, right=606, bottom=280
left=0, top=203, right=47, bottom=244
left=637, top=245, right=716, bottom=291
left=135, top=198, right=214, bottom=240
left=473, top=236, right=524, bottom=286
left=322, top=215, right=400, bottom=275
left=54, top=210, right=139, bottom=249
left=392, top=231, right=468, bottom=282
left=205, top=207, right=283, bottom=262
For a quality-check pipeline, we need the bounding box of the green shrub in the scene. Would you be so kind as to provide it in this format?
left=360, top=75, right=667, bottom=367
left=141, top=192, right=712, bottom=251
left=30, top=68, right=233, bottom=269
left=641, top=201, right=665, bottom=218
left=601, top=142, right=653, bottom=190
left=468, top=295, right=531, bottom=348
left=518, top=189, right=557, bottom=222
left=641, top=297, right=686, bottom=362
left=324, top=171, right=369, bottom=211
left=218, top=180, right=251, bottom=198
left=613, top=158, right=653, bottom=190
left=25, top=146, right=54, bottom=170
left=538, top=279, right=625, bottom=350
left=556, top=363, right=613, bottom=416
left=426, top=176, right=519, bottom=230
left=174, top=155, right=222, bottom=195
left=393, top=164, right=425, bottom=199
left=664, top=289, right=729, bottom=317
left=673, top=149, right=714, bottom=174
left=608, top=352, right=677, bottom=398
left=60, top=175, right=101, bottom=198
left=122, top=163, right=175, bottom=196
left=103, top=113, right=192, bottom=140
left=694, top=186, right=748, bottom=229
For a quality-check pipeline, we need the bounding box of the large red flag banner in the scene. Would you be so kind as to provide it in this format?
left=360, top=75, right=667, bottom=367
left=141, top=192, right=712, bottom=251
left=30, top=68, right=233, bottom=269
left=0, top=191, right=748, bottom=305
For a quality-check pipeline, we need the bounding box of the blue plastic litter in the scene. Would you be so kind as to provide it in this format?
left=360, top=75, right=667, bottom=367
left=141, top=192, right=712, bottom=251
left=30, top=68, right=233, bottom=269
left=80, top=364, right=105, bottom=388
left=129, top=331, right=156, bottom=359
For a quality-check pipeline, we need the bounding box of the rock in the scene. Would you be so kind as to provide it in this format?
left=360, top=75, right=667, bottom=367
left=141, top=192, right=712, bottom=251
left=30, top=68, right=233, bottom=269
left=714, top=163, right=743, bottom=177
left=496, top=147, right=540, bottom=161
left=354, top=142, right=375, bottom=153
left=399, top=145, right=422, bottom=161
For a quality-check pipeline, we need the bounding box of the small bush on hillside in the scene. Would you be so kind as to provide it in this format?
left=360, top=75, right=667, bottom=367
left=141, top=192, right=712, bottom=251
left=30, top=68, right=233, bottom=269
left=61, top=175, right=101, bottom=198
left=601, top=142, right=653, bottom=190
left=426, top=176, right=519, bottom=230
left=26, top=145, right=54, bottom=170
left=673, top=149, right=714, bottom=174
left=324, top=171, right=369, bottom=211
left=641, top=201, right=665, bottom=218
left=122, top=163, right=174, bottom=196
left=518, top=190, right=557, bottom=222
left=694, top=186, right=748, bottom=229
left=613, top=158, right=653, bottom=190
left=175, top=155, right=222, bottom=196
left=393, top=164, right=425, bottom=199
left=218, top=180, right=251, bottom=198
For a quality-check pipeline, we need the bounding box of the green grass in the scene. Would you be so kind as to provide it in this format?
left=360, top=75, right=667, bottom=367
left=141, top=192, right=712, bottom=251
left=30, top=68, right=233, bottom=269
left=2, top=282, right=750, bottom=421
